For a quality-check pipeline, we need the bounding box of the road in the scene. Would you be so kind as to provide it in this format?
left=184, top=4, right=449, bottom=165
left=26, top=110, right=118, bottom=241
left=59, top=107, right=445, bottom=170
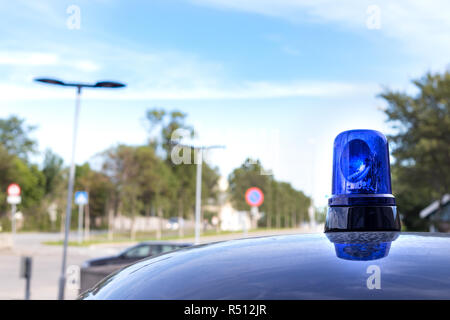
left=0, top=232, right=129, bottom=300
left=0, top=225, right=323, bottom=300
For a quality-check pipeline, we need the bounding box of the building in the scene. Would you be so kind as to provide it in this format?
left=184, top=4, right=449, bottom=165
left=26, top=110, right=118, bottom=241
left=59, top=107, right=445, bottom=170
left=214, top=176, right=259, bottom=231
left=420, top=194, right=450, bottom=232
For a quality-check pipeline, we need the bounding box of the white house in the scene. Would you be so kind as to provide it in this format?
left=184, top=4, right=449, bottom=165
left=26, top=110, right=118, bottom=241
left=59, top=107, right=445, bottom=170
left=216, top=176, right=256, bottom=231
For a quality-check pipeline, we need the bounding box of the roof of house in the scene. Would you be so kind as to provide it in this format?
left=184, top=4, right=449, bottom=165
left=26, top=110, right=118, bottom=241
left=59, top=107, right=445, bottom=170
left=419, top=194, right=450, bottom=218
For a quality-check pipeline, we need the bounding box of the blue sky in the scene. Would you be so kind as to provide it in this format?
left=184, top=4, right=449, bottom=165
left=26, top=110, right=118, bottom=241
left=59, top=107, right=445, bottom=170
left=0, top=0, right=449, bottom=206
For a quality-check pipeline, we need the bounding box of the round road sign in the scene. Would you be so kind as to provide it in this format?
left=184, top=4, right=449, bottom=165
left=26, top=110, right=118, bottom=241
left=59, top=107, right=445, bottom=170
left=245, top=187, right=264, bottom=207
left=7, top=183, right=21, bottom=196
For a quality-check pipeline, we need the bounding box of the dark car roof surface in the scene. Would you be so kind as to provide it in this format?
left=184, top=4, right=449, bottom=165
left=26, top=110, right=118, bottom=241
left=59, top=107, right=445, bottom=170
left=81, top=232, right=450, bottom=300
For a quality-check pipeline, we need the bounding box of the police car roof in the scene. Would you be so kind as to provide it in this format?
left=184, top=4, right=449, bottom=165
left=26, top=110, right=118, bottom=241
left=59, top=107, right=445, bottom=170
left=81, top=232, right=450, bottom=300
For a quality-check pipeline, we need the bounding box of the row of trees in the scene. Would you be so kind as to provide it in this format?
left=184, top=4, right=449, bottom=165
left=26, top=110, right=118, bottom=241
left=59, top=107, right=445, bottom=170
left=228, top=159, right=311, bottom=228
left=0, top=109, right=311, bottom=235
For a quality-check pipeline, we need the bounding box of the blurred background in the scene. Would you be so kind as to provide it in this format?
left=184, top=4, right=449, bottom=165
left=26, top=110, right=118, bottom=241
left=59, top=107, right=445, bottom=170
left=0, top=0, right=448, bottom=299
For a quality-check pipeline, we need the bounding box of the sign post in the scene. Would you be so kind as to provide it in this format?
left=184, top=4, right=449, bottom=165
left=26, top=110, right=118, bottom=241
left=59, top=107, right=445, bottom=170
left=7, top=184, right=22, bottom=245
left=20, top=256, right=32, bottom=300
left=74, top=191, right=88, bottom=244
left=47, top=203, right=58, bottom=231
left=244, top=187, right=264, bottom=235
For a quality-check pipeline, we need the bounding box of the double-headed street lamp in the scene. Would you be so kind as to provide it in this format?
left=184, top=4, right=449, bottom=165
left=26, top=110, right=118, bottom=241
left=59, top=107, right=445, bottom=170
left=172, top=142, right=225, bottom=244
left=34, top=78, right=126, bottom=300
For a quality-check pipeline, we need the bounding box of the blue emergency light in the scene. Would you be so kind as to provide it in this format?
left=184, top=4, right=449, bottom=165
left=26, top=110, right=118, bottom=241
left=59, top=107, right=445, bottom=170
left=325, top=129, right=401, bottom=232
left=326, top=232, right=399, bottom=261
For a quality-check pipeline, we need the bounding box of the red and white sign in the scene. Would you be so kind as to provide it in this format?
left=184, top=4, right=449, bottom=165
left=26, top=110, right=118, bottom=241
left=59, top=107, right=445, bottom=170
left=7, top=184, right=21, bottom=205
left=245, top=187, right=264, bottom=207
left=7, top=183, right=21, bottom=196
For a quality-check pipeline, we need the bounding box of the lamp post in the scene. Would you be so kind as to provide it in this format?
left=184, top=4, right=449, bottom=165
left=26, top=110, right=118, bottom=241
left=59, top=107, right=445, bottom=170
left=34, top=78, right=126, bottom=300
left=171, top=142, right=225, bottom=244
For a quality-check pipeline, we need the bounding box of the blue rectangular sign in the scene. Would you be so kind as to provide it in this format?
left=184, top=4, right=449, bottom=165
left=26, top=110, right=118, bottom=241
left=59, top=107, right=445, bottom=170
left=74, top=191, right=88, bottom=205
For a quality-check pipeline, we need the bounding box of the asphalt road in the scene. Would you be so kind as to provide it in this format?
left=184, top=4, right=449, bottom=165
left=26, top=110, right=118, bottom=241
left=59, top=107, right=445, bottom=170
left=0, top=225, right=323, bottom=300
left=0, top=232, right=128, bottom=300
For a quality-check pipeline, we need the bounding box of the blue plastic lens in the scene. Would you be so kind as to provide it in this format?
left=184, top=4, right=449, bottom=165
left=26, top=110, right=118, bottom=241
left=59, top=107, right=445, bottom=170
left=329, top=129, right=394, bottom=206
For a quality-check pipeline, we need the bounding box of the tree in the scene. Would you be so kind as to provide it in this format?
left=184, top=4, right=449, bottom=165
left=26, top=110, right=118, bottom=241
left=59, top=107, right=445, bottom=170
left=101, top=144, right=178, bottom=239
left=75, top=162, right=114, bottom=235
left=145, top=107, right=219, bottom=236
left=0, top=115, right=37, bottom=160
left=40, top=149, right=67, bottom=231
left=102, top=145, right=143, bottom=239
left=145, top=109, right=166, bottom=150
left=42, top=149, right=65, bottom=196
left=0, top=145, right=17, bottom=213
left=380, top=71, right=450, bottom=230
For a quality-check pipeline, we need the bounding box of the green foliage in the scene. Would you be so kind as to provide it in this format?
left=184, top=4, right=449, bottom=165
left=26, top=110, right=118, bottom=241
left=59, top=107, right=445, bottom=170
left=0, top=108, right=306, bottom=232
left=42, top=149, right=65, bottom=196
left=380, top=71, right=450, bottom=230
left=228, top=159, right=270, bottom=211
left=0, top=145, right=45, bottom=218
left=75, top=162, right=113, bottom=221
left=228, top=158, right=311, bottom=228
left=0, top=115, right=37, bottom=160
left=0, top=118, right=63, bottom=231
left=145, top=107, right=219, bottom=222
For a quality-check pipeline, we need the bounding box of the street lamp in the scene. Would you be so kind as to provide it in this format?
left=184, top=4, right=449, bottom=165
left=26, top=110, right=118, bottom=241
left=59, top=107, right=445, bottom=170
left=34, top=78, right=126, bottom=300
left=172, top=142, right=225, bottom=245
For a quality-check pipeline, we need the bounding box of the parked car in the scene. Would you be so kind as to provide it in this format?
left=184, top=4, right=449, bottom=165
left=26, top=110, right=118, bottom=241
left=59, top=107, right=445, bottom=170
left=166, top=217, right=183, bottom=230
left=80, top=241, right=192, bottom=293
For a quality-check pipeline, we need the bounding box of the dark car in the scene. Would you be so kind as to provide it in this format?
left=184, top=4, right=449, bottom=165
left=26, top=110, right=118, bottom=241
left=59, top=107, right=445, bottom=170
left=80, top=130, right=450, bottom=300
left=80, top=241, right=192, bottom=293
left=80, top=231, right=450, bottom=299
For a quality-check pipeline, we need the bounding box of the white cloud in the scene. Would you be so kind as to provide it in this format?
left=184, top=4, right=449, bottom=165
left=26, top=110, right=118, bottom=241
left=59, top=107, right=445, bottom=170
left=0, top=51, right=101, bottom=73
left=73, top=60, right=101, bottom=72
left=0, top=80, right=378, bottom=101
left=281, top=46, right=300, bottom=56
left=0, top=52, right=60, bottom=66
left=0, top=42, right=378, bottom=101
left=191, top=0, right=450, bottom=68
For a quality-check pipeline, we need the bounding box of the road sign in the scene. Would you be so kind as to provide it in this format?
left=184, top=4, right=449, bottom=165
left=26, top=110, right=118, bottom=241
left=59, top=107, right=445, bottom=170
left=7, top=195, right=21, bottom=204
left=245, top=187, right=264, bottom=207
left=7, top=184, right=21, bottom=246
left=66, top=265, right=80, bottom=290
left=74, top=191, right=88, bottom=205
left=75, top=191, right=88, bottom=244
left=48, top=203, right=58, bottom=222
left=7, top=183, right=21, bottom=196
left=20, top=256, right=32, bottom=300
